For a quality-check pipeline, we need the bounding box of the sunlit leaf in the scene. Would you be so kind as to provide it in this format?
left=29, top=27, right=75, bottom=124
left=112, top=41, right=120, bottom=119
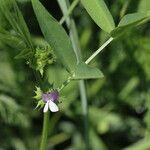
left=138, top=0, right=150, bottom=12
left=81, top=0, right=115, bottom=33
left=111, top=11, right=150, bottom=37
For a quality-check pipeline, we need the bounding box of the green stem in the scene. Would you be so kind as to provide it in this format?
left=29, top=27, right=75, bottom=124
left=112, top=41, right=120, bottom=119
left=58, top=76, right=72, bottom=91
left=40, top=112, right=50, bottom=150
left=58, top=1, right=113, bottom=149
left=85, top=37, right=114, bottom=64
left=70, top=22, right=90, bottom=149
left=59, top=37, right=114, bottom=91
left=33, top=71, right=49, bottom=150
left=79, top=80, right=89, bottom=149
left=59, top=0, right=80, bottom=25
left=120, top=0, right=131, bottom=18
left=58, top=0, right=90, bottom=149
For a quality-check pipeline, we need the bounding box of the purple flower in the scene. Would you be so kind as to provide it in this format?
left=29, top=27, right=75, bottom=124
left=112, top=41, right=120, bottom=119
left=42, top=90, right=59, bottom=113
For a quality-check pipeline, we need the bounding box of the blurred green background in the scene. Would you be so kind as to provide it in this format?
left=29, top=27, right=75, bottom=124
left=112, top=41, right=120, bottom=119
left=0, top=0, right=150, bottom=149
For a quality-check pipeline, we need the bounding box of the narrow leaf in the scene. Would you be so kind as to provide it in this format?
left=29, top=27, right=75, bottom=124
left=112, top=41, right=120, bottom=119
left=81, top=0, right=115, bottom=33
left=0, top=28, right=25, bottom=49
left=72, top=62, right=104, bottom=80
left=14, top=49, right=32, bottom=59
left=0, top=0, right=33, bottom=49
left=31, top=0, right=77, bottom=73
left=111, top=11, right=150, bottom=37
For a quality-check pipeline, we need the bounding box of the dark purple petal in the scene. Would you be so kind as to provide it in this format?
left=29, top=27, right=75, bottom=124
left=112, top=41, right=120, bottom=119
left=49, top=90, right=59, bottom=102
left=42, top=90, right=59, bottom=103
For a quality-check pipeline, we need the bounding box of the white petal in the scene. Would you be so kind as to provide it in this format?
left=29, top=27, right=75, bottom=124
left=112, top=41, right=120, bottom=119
left=43, top=102, right=49, bottom=113
left=48, top=100, right=59, bottom=112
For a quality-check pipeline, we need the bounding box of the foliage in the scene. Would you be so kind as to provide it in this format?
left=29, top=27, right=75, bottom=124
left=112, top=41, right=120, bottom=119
left=0, top=0, right=150, bottom=149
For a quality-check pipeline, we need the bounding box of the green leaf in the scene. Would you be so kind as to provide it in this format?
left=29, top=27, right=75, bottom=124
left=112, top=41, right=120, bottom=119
left=81, top=0, right=115, bottom=33
left=0, top=28, right=25, bottom=49
left=138, top=0, right=150, bottom=13
left=0, top=94, right=30, bottom=128
left=111, top=11, right=150, bottom=37
left=123, top=138, right=150, bottom=150
left=15, top=48, right=32, bottom=59
left=48, top=67, right=69, bottom=88
left=72, top=62, right=104, bottom=80
left=0, top=0, right=33, bottom=50
left=31, top=0, right=77, bottom=73
left=90, top=129, right=107, bottom=150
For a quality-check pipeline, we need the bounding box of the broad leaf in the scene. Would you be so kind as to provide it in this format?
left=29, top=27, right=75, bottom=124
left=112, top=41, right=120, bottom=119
left=72, top=62, right=104, bottom=80
left=81, top=0, right=115, bottom=33
left=31, top=0, right=77, bottom=73
left=111, top=11, right=150, bottom=37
